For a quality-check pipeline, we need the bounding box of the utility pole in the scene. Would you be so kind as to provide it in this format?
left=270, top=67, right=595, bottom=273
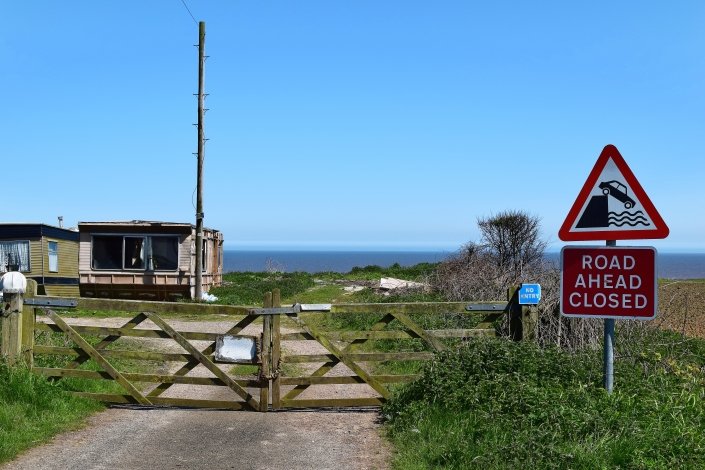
left=195, top=20, right=206, bottom=301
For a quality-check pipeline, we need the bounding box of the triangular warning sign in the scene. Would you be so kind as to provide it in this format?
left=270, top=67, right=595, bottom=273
left=559, top=145, right=669, bottom=241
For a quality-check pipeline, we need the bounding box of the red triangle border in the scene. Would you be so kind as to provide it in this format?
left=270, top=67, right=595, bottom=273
left=558, top=145, right=669, bottom=241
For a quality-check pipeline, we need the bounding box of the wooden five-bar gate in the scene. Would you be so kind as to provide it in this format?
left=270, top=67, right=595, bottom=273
left=1, top=282, right=535, bottom=411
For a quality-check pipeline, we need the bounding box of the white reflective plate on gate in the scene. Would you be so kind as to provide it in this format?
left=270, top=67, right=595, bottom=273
left=214, top=335, right=258, bottom=363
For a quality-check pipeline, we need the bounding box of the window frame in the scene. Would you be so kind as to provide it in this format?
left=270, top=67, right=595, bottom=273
left=91, top=234, right=180, bottom=272
left=48, top=240, right=59, bottom=273
left=0, top=240, right=31, bottom=273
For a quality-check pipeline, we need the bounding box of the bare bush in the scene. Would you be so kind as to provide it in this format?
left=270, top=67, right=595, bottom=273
left=432, top=210, right=611, bottom=351
left=434, top=245, right=605, bottom=351
left=477, top=210, right=547, bottom=280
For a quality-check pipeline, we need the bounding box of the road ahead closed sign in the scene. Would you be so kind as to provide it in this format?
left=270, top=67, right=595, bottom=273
left=560, top=246, right=657, bottom=320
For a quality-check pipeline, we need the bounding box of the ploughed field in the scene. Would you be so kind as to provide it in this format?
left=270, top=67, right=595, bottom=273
left=658, top=280, right=705, bottom=338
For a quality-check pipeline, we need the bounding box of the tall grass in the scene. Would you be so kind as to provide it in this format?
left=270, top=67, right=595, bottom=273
left=384, top=334, right=705, bottom=469
left=0, top=362, right=104, bottom=463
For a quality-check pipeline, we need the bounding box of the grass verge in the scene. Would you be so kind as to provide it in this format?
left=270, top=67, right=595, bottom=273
left=383, top=333, right=705, bottom=469
left=0, top=362, right=105, bottom=464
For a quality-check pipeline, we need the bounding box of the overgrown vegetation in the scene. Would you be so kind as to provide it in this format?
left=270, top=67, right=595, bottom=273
left=1, top=227, right=701, bottom=468
left=0, top=327, right=166, bottom=464
left=209, top=263, right=441, bottom=306
left=210, top=271, right=316, bottom=305
left=384, top=334, right=705, bottom=469
left=0, top=362, right=104, bottom=463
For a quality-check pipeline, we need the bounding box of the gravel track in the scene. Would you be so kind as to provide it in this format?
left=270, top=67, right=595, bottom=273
left=3, top=317, right=391, bottom=470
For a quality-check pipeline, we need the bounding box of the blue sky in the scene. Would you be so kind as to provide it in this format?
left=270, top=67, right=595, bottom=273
left=3, top=2, right=704, bottom=252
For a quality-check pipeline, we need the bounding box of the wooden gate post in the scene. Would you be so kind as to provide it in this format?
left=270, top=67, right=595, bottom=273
left=260, top=292, right=273, bottom=411
left=522, top=305, right=538, bottom=342
left=21, top=280, right=37, bottom=367
left=507, top=286, right=523, bottom=341
left=271, top=288, right=281, bottom=410
left=2, top=276, right=30, bottom=366
left=507, top=286, right=538, bottom=342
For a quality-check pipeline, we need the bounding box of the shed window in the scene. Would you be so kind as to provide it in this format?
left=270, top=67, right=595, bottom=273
left=124, top=237, right=145, bottom=269
left=92, top=236, right=123, bottom=270
left=92, top=235, right=179, bottom=271
left=0, top=241, right=30, bottom=272
left=48, top=241, right=59, bottom=272
left=151, top=236, right=178, bottom=270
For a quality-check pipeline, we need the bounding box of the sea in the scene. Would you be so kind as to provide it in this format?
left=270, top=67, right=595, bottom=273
left=223, top=250, right=705, bottom=279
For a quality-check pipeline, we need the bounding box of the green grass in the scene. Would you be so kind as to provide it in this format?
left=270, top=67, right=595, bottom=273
left=0, top=362, right=105, bottom=463
left=383, top=333, right=705, bottom=469
left=0, top=326, right=173, bottom=464
left=228, top=363, right=260, bottom=376
left=208, top=263, right=441, bottom=307
left=210, top=271, right=315, bottom=306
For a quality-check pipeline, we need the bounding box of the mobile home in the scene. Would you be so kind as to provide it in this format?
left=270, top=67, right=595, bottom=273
left=78, top=221, right=223, bottom=300
left=0, top=223, right=80, bottom=296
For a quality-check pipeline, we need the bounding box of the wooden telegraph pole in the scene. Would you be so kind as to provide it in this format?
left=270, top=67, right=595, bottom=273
left=195, top=21, right=206, bottom=301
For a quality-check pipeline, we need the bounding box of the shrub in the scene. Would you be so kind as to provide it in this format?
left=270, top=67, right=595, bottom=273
left=384, top=336, right=705, bottom=469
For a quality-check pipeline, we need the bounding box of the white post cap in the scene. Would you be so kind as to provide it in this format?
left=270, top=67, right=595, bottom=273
left=0, top=272, right=27, bottom=294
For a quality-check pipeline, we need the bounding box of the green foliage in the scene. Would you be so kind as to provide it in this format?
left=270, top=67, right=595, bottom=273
left=384, top=335, right=705, bottom=469
left=0, top=362, right=104, bottom=463
left=211, top=263, right=441, bottom=306
left=210, top=271, right=315, bottom=305
left=345, top=262, right=439, bottom=281
left=345, top=289, right=445, bottom=304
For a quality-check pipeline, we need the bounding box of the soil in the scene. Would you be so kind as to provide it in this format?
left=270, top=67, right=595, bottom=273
left=657, top=280, right=705, bottom=338
left=2, top=316, right=392, bottom=470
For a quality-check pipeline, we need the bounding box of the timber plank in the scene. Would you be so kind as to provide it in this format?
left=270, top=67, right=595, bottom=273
left=44, top=310, right=151, bottom=405
left=144, top=312, right=260, bottom=410
left=280, top=375, right=418, bottom=385
left=281, top=398, right=385, bottom=408
left=73, top=392, right=248, bottom=410
left=271, top=291, right=282, bottom=410
left=34, top=367, right=260, bottom=387
left=35, top=323, right=221, bottom=341
left=65, top=312, right=148, bottom=370
left=75, top=298, right=251, bottom=316
left=280, top=332, right=315, bottom=341
left=326, top=328, right=496, bottom=340
left=260, top=293, right=272, bottom=412
left=283, top=352, right=434, bottom=362
left=330, top=302, right=477, bottom=315
left=390, top=311, right=446, bottom=352
left=282, top=360, right=337, bottom=401
left=148, top=313, right=259, bottom=397
left=282, top=313, right=394, bottom=400
left=34, top=345, right=201, bottom=362
left=287, top=315, right=391, bottom=399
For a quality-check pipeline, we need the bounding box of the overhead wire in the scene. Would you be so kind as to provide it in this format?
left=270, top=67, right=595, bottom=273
left=179, top=0, right=198, bottom=24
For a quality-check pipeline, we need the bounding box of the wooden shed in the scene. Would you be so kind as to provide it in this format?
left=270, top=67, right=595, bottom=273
left=0, top=223, right=80, bottom=297
left=78, top=221, right=223, bottom=301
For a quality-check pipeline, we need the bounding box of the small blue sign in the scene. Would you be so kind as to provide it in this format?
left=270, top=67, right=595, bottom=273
left=518, top=284, right=541, bottom=305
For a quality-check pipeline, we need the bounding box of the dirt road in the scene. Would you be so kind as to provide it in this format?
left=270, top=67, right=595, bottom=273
left=2, top=317, right=391, bottom=470
left=3, top=407, right=388, bottom=470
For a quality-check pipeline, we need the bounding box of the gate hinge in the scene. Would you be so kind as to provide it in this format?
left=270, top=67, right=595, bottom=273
left=24, top=298, right=78, bottom=308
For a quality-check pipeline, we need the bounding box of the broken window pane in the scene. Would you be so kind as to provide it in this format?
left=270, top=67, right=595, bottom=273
left=124, top=237, right=145, bottom=270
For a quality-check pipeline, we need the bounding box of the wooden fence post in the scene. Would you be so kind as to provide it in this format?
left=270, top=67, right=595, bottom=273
left=260, top=292, right=273, bottom=412
left=271, top=288, right=281, bottom=410
left=507, top=286, right=522, bottom=341
left=21, top=280, right=37, bottom=367
left=522, top=305, right=538, bottom=342
left=2, top=285, right=24, bottom=366
left=507, top=286, right=538, bottom=342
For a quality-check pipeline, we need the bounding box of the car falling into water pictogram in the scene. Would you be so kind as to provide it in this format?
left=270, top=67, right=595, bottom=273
left=598, top=180, right=636, bottom=209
